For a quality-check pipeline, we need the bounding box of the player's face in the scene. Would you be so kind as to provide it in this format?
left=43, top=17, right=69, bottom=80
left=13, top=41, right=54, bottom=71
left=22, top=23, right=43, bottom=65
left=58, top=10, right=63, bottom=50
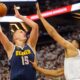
left=13, top=30, right=27, bottom=42
left=72, top=40, right=79, bottom=49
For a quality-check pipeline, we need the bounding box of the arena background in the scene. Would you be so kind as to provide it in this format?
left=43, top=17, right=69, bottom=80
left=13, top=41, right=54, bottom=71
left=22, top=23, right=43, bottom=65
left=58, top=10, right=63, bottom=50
left=0, top=0, right=80, bottom=80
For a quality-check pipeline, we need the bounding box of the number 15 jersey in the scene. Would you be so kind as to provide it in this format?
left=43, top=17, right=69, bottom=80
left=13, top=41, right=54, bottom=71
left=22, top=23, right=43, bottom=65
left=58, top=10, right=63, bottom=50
left=9, top=44, right=36, bottom=80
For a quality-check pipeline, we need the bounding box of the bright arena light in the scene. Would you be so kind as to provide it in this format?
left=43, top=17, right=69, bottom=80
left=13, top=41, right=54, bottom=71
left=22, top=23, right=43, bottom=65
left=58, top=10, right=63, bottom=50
left=0, top=3, right=80, bottom=22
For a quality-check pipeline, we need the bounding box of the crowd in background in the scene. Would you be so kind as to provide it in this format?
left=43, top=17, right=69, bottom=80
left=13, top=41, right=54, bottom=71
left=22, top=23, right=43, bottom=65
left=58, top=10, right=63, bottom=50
left=0, top=25, right=79, bottom=80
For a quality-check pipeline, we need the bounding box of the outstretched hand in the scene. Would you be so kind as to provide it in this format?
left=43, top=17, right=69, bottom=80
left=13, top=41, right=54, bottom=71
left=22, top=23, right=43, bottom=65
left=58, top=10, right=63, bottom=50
left=36, top=3, right=42, bottom=18
left=14, top=5, right=21, bottom=18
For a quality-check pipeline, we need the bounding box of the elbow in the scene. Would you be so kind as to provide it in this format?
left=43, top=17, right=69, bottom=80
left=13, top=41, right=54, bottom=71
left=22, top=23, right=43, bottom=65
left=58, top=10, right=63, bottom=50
left=32, top=23, right=39, bottom=29
left=35, top=24, right=39, bottom=29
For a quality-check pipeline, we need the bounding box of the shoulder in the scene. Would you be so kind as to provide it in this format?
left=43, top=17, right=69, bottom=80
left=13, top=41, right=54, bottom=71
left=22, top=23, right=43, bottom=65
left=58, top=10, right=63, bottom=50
left=27, top=43, right=36, bottom=55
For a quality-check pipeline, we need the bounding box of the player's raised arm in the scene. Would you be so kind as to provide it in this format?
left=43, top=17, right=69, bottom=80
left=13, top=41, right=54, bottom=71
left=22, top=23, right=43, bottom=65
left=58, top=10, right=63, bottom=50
left=0, top=25, right=14, bottom=58
left=14, top=5, right=39, bottom=49
left=36, top=3, right=76, bottom=50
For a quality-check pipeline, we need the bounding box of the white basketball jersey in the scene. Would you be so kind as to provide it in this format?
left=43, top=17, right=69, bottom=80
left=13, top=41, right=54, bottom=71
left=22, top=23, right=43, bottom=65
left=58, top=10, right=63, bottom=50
left=64, top=49, right=80, bottom=80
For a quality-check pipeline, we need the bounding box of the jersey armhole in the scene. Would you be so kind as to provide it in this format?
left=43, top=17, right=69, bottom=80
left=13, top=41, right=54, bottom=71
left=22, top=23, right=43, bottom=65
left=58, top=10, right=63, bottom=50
left=9, top=45, right=15, bottom=60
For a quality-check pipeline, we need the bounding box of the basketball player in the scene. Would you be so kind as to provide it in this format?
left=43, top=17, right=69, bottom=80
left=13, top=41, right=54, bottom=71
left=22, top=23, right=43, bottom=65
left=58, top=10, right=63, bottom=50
left=0, top=5, right=39, bottom=80
left=31, top=3, right=80, bottom=80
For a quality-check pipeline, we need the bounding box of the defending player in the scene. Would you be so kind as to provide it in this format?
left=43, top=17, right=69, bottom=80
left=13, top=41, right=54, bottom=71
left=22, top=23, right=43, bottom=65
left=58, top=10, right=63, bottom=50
left=31, top=3, right=80, bottom=80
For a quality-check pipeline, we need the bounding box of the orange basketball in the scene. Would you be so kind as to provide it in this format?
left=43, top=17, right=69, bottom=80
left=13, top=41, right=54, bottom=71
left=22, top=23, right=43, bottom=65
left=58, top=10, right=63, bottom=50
left=0, top=3, right=7, bottom=17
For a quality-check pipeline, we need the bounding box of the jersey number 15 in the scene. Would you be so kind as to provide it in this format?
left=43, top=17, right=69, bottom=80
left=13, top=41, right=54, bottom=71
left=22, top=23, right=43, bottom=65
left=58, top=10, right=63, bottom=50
left=21, top=56, right=29, bottom=65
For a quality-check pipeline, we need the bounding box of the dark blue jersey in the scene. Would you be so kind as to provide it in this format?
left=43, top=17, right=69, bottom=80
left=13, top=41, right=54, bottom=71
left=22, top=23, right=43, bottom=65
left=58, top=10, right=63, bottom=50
left=9, top=44, right=36, bottom=80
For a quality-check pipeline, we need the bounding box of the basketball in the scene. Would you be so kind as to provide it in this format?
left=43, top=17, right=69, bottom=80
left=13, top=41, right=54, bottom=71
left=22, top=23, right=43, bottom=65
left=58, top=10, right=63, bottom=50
left=0, top=3, right=7, bottom=17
